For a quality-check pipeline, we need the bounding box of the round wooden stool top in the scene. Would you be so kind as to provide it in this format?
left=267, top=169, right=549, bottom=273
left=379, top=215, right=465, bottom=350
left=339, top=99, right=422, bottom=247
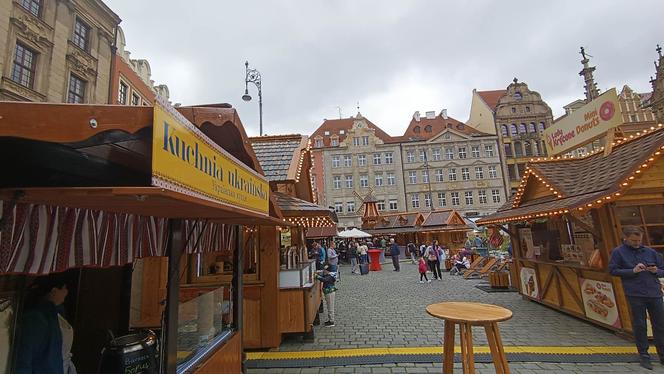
left=426, top=302, right=512, bottom=324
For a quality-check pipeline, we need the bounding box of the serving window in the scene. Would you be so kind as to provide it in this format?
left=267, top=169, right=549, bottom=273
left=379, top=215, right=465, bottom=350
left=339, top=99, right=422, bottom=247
left=515, top=212, right=604, bottom=269
left=189, top=225, right=259, bottom=283
left=615, top=204, right=664, bottom=249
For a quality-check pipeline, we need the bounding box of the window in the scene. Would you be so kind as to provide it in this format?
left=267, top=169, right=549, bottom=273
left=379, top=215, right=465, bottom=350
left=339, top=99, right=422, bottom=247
left=485, top=144, right=494, bottom=157
left=540, top=140, right=548, bottom=156
left=478, top=190, right=488, bottom=204
left=118, top=82, right=128, bottom=104
left=409, top=171, right=417, bottom=184
left=360, top=175, right=368, bottom=188
left=333, top=176, right=341, bottom=189
left=339, top=130, right=345, bottom=135
left=375, top=174, right=383, bottom=186
left=528, top=122, right=536, bottom=133
left=525, top=106, right=531, bottom=113
left=533, top=142, right=540, bottom=156
left=511, top=107, right=517, bottom=113
left=20, top=0, right=42, bottom=17
left=73, top=17, right=91, bottom=51
left=461, top=167, right=470, bottom=181
left=465, top=191, right=474, bottom=205
left=524, top=141, right=533, bottom=156
left=413, top=126, right=421, bottom=133
left=411, top=194, right=420, bottom=208
left=458, top=147, right=467, bottom=159
left=471, top=146, right=480, bottom=158
left=510, top=124, right=518, bottom=136
left=407, top=151, right=415, bottom=163
left=373, top=153, right=381, bottom=165
left=387, top=173, right=395, bottom=186
left=508, top=164, right=517, bottom=181
left=11, top=43, right=37, bottom=88
left=389, top=199, right=398, bottom=210
left=358, top=154, right=367, bottom=166
left=425, top=125, right=432, bottom=133
left=519, top=123, right=527, bottom=134
left=449, top=168, right=457, bottom=181
left=514, top=141, right=523, bottom=157
left=437, top=192, right=446, bottom=207
left=344, top=155, right=352, bottom=167
left=377, top=200, right=385, bottom=211
left=353, top=137, right=360, bottom=146
left=347, top=201, right=355, bottom=212
left=538, top=122, right=546, bottom=132
left=315, top=139, right=323, bottom=148
left=131, top=93, right=140, bottom=106
left=422, top=170, right=429, bottom=183
left=385, top=152, right=393, bottom=164
left=432, top=148, right=441, bottom=160
left=332, top=156, right=340, bottom=168
left=451, top=192, right=460, bottom=206
left=67, top=74, right=86, bottom=103
left=488, top=166, right=497, bottom=179
left=419, top=149, right=427, bottom=162
left=424, top=193, right=432, bottom=208
left=475, top=167, right=484, bottom=179
left=435, top=169, right=444, bottom=182
left=501, top=125, right=508, bottom=137
left=345, top=175, right=353, bottom=188
left=504, top=143, right=513, bottom=157
left=334, top=202, right=343, bottom=213
left=445, top=148, right=454, bottom=160
left=492, top=189, right=501, bottom=203
left=362, top=136, right=369, bottom=146
left=331, top=138, right=339, bottom=146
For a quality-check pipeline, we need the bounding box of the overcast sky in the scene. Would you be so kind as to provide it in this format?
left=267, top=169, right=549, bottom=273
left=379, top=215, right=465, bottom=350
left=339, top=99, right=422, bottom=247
left=108, top=0, right=664, bottom=137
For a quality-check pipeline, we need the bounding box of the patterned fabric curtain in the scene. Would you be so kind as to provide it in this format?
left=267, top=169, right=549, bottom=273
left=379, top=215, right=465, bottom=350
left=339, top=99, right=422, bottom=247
left=0, top=201, right=238, bottom=275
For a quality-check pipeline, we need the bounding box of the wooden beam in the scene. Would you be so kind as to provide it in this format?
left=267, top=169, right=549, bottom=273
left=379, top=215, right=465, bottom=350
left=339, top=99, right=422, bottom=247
left=565, top=214, right=600, bottom=240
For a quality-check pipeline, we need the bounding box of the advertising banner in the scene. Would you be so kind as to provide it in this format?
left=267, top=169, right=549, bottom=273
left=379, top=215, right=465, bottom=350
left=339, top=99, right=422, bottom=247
left=544, top=88, right=622, bottom=156
left=579, top=278, right=621, bottom=328
left=520, top=267, right=540, bottom=299
left=151, top=97, right=270, bottom=215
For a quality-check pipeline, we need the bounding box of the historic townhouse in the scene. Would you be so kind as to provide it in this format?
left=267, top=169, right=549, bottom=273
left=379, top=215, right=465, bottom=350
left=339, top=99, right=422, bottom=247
left=400, top=111, right=505, bottom=218
left=0, top=0, right=120, bottom=103
left=321, top=114, right=405, bottom=228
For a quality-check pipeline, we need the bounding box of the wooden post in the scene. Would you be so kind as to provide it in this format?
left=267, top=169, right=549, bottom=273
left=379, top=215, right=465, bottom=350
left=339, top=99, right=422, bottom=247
left=234, top=226, right=245, bottom=372
left=163, top=219, right=183, bottom=374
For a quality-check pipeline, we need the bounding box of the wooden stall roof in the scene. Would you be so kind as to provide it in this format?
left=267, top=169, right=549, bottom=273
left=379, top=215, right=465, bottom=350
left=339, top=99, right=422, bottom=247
left=272, top=191, right=337, bottom=220
left=305, top=227, right=339, bottom=239
left=0, top=187, right=284, bottom=225
left=478, top=125, right=664, bottom=225
left=250, top=135, right=309, bottom=182
left=366, top=210, right=471, bottom=234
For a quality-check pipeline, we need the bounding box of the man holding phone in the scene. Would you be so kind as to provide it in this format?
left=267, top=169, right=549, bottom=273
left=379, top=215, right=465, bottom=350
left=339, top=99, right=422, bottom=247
left=609, top=225, right=664, bottom=370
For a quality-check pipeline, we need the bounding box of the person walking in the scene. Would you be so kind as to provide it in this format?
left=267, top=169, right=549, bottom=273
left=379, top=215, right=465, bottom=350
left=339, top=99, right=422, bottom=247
left=424, top=242, right=441, bottom=280
left=433, top=240, right=444, bottom=279
left=316, top=267, right=338, bottom=327
left=359, top=241, right=369, bottom=265
left=418, top=257, right=431, bottom=283
left=349, top=241, right=359, bottom=274
left=389, top=238, right=400, bottom=272
left=407, top=242, right=417, bottom=264
left=609, top=225, right=664, bottom=370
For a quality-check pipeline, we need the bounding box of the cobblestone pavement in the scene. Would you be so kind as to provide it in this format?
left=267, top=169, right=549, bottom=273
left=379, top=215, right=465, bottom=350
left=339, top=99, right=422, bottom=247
left=248, top=262, right=651, bottom=373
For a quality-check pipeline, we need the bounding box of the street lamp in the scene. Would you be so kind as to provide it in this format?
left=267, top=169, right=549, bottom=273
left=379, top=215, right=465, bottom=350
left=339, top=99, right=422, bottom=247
left=242, top=61, right=263, bottom=136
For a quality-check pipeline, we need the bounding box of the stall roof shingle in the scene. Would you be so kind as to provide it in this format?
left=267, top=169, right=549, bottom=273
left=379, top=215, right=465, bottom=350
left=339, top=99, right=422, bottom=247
left=250, top=135, right=304, bottom=182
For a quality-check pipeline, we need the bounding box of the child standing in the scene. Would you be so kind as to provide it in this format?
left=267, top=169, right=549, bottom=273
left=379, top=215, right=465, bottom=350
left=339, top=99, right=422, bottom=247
left=418, top=257, right=431, bottom=283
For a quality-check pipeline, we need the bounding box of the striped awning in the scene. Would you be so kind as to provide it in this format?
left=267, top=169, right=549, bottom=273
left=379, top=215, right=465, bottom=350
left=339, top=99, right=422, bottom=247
left=0, top=201, right=236, bottom=275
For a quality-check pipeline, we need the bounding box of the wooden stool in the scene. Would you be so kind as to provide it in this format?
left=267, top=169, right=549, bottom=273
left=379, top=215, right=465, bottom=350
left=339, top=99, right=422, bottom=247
left=426, top=302, right=513, bottom=374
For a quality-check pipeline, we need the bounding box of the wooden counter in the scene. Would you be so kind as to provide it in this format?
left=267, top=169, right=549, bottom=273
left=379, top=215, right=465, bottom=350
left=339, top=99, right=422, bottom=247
left=279, top=282, right=322, bottom=335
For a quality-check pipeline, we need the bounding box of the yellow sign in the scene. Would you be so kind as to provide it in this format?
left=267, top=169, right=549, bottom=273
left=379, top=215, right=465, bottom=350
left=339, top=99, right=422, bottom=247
left=151, top=99, right=269, bottom=215
left=544, top=88, right=622, bottom=156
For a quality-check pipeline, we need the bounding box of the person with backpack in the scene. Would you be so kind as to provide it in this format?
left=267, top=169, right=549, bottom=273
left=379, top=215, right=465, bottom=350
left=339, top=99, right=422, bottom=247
left=407, top=242, right=417, bottom=264
left=424, top=242, right=442, bottom=280
left=349, top=241, right=359, bottom=274
left=316, top=266, right=338, bottom=327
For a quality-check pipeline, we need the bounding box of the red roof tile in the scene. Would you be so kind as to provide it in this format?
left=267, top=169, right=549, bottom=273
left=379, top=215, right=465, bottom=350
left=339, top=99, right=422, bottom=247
left=402, top=115, right=486, bottom=141
left=310, top=116, right=392, bottom=146
left=477, top=90, right=507, bottom=111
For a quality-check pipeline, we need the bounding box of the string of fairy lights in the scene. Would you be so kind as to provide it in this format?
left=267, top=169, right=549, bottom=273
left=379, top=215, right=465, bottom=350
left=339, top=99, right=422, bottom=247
left=480, top=123, right=664, bottom=225
left=282, top=215, right=336, bottom=228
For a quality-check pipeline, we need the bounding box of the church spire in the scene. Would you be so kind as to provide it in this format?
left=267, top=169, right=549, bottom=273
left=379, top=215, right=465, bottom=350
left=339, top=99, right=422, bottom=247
left=579, top=47, right=600, bottom=102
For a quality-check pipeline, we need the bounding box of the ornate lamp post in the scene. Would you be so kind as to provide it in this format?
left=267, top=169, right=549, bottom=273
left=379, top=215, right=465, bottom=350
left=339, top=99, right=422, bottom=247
left=242, top=61, right=263, bottom=136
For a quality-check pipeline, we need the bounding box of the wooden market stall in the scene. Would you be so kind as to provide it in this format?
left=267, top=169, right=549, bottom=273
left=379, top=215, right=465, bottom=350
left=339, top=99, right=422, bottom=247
left=477, top=125, right=664, bottom=335
left=367, top=210, right=472, bottom=251
left=0, top=100, right=279, bottom=373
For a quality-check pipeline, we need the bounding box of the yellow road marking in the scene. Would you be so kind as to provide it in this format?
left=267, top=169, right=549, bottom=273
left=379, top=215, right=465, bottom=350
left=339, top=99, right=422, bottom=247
left=246, top=346, right=653, bottom=360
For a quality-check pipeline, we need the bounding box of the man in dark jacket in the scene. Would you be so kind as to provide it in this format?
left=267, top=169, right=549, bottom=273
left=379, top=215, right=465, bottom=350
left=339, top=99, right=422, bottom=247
left=389, top=238, right=400, bottom=272
left=609, top=225, right=664, bottom=370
